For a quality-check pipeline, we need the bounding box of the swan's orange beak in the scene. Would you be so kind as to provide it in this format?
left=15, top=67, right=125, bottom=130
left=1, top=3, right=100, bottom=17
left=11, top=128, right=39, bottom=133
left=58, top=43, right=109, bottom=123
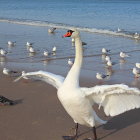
left=63, top=31, right=72, bottom=37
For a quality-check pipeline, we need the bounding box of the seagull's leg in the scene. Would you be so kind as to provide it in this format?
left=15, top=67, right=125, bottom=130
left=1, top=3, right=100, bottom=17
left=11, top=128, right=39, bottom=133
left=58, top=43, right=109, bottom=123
left=93, top=126, right=97, bottom=140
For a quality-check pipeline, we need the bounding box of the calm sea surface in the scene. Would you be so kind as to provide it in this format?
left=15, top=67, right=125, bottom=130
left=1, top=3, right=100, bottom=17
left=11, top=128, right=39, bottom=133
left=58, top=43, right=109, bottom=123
left=0, top=0, right=140, bottom=32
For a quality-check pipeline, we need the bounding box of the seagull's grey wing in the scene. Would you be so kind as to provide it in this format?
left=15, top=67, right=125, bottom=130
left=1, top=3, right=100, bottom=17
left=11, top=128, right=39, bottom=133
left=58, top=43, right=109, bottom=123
left=81, top=84, right=140, bottom=116
left=14, top=70, right=65, bottom=89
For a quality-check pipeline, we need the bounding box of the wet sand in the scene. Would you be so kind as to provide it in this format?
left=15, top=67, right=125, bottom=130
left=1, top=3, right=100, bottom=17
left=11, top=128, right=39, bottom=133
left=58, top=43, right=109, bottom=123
left=0, top=22, right=140, bottom=140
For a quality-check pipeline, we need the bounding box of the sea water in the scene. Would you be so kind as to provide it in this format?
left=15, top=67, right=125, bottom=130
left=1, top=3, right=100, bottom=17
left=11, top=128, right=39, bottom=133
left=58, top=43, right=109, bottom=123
left=0, top=0, right=140, bottom=84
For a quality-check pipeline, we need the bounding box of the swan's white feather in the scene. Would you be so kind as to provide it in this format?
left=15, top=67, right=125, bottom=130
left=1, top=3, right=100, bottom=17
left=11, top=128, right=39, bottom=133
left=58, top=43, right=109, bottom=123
left=82, top=84, right=140, bottom=116
left=14, top=70, right=64, bottom=89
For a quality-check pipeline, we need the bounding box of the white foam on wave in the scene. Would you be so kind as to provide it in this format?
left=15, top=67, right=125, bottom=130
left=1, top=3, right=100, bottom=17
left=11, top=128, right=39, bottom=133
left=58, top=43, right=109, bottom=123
left=0, top=18, right=139, bottom=40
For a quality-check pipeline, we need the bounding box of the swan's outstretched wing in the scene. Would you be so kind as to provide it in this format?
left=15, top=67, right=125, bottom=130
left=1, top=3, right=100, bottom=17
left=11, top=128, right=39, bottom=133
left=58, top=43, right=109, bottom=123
left=14, top=70, right=65, bottom=89
left=81, top=84, right=140, bottom=116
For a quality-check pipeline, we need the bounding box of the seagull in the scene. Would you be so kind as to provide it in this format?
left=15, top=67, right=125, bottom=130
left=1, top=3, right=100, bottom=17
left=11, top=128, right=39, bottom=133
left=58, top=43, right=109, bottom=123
left=134, top=32, right=140, bottom=39
left=117, top=28, right=121, bottom=32
left=28, top=46, right=36, bottom=53
left=136, top=63, right=140, bottom=69
left=120, top=52, right=129, bottom=58
left=15, top=30, right=140, bottom=140
left=26, top=42, right=33, bottom=47
left=0, top=49, right=7, bottom=57
left=48, top=27, right=56, bottom=33
left=132, top=67, right=140, bottom=78
left=8, top=41, right=16, bottom=46
left=52, top=46, right=56, bottom=52
left=3, top=68, right=18, bottom=76
left=106, top=59, right=116, bottom=67
left=102, top=48, right=110, bottom=54
left=96, top=73, right=109, bottom=80
left=68, top=58, right=74, bottom=66
left=43, top=50, right=49, bottom=57
left=0, top=95, right=15, bottom=106
left=105, top=55, right=111, bottom=62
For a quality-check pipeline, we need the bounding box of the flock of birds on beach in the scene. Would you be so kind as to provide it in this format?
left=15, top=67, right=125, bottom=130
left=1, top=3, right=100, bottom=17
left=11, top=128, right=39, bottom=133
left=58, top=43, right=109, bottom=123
left=1, top=28, right=140, bottom=79
left=96, top=48, right=140, bottom=80
left=1, top=28, right=140, bottom=140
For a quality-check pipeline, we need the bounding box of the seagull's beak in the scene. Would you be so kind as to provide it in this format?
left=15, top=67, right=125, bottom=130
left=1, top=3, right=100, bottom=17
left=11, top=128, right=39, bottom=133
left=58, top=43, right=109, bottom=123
left=62, top=32, right=72, bottom=38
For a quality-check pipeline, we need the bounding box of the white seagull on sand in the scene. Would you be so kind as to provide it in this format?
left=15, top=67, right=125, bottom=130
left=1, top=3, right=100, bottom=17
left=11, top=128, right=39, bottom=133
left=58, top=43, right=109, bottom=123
left=15, top=30, right=140, bottom=140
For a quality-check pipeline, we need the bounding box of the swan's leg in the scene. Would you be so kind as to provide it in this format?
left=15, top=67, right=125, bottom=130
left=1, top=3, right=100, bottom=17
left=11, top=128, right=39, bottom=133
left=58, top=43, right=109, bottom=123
left=74, top=123, right=79, bottom=138
left=92, top=127, right=97, bottom=140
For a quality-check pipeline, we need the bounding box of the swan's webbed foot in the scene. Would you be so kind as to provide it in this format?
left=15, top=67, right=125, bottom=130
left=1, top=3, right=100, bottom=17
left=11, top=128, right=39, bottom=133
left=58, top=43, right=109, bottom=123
left=62, top=135, right=78, bottom=140
left=63, top=123, right=79, bottom=140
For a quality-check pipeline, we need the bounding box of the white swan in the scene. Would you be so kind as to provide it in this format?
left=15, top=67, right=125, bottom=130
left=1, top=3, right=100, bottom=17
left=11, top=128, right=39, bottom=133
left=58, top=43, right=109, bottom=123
left=15, top=30, right=140, bottom=140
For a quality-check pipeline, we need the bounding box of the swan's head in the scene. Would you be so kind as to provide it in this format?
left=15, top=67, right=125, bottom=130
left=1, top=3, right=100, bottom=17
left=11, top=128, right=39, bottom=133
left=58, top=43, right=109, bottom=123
left=63, top=30, right=80, bottom=39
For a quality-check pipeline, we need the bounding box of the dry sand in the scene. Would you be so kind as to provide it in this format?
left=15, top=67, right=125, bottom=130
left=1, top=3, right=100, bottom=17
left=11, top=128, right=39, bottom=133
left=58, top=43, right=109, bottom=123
left=0, top=72, right=140, bottom=140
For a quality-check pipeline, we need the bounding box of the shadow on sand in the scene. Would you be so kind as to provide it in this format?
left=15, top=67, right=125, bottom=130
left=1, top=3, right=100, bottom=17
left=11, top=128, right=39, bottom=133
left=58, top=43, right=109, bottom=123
left=63, top=108, right=140, bottom=140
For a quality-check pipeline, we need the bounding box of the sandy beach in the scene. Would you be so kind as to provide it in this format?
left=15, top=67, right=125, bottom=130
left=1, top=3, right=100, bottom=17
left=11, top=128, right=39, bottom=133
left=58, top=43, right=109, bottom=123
left=0, top=21, right=140, bottom=140
left=0, top=72, right=140, bottom=140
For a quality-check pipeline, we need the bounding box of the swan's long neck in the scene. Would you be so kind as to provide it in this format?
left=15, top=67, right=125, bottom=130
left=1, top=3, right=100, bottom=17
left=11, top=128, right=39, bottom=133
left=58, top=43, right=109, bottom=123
left=64, top=35, right=83, bottom=87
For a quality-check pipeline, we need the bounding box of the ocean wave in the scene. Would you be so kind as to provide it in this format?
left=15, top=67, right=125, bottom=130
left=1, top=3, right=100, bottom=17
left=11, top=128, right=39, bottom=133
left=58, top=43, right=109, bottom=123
left=0, top=18, right=140, bottom=40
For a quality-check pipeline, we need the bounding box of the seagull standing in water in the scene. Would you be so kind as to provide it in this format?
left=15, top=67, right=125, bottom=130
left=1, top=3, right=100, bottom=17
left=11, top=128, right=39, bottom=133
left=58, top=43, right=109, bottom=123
left=15, top=30, right=140, bottom=140
left=52, top=46, right=57, bottom=52
left=0, top=49, right=7, bottom=57
left=3, top=68, right=18, bottom=76
left=132, top=67, right=140, bottom=78
left=43, top=50, right=49, bottom=57
left=68, top=58, right=74, bottom=66
left=136, top=63, right=140, bottom=69
left=48, top=27, right=56, bottom=33
left=26, top=42, right=33, bottom=47
left=96, top=73, right=109, bottom=80
left=120, top=52, right=129, bottom=58
left=8, top=41, right=16, bottom=46
left=102, top=48, right=110, bottom=54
